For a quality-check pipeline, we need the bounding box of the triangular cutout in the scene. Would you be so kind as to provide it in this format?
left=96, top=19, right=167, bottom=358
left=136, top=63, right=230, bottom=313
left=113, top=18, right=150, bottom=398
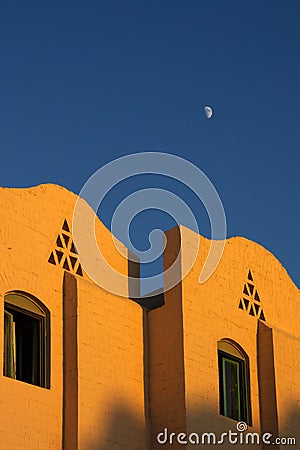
left=62, top=219, right=70, bottom=232
left=243, top=298, right=250, bottom=310
left=254, top=303, right=260, bottom=315
left=55, top=250, right=64, bottom=263
left=247, top=283, right=254, bottom=296
left=243, top=285, right=249, bottom=296
left=62, top=233, right=70, bottom=248
left=63, top=258, right=70, bottom=271
left=76, top=264, right=83, bottom=276
left=259, top=310, right=266, bottom=321
left=48, top=252, right=56, bottom=265
left=238, top=270, right=265, bottom=321
left=56, top=236, right=63, bottom=248
left=49, top=220, right=83, bottom=276
left=70, top=241, right=77, bottom=254
left=249, top=305, right=255, bottom=316
left=254, top=290, right=260, bottom=302
left=69, top=255, right=77, bottom=269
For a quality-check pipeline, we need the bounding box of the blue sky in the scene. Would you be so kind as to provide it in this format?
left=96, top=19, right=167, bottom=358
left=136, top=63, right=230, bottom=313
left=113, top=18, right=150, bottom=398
left=0, top=2, right=299, bottom=290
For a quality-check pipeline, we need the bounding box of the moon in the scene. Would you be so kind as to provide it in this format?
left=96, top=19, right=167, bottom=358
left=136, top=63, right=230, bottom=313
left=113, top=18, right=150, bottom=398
left=204, top=106, right=213, bottom=119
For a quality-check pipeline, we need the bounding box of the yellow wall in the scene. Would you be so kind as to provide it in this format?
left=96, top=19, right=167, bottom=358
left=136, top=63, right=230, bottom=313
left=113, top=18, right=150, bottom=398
left=151, top=225, right=300, bottom=449
left=77, top=278, right=147, bottom=449
left=0, top=184, right=147, bottom=450
left=0, top=185, right=299, bottom=450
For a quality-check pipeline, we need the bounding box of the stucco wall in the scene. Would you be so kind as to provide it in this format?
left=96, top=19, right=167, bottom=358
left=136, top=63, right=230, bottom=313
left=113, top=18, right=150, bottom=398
left=148, top=225, right=299, bottom=449
left=0, top=184, right=147, bottom=450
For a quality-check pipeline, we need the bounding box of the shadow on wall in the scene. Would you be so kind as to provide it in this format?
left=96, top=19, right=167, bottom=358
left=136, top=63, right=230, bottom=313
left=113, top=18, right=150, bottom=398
left=284, top=406, right=300, bottom=440
left=82, top=405, right=149, bottom=450
left=81, top=403, right=300, bottom=450
left=161, top=408, right=259, bottom=450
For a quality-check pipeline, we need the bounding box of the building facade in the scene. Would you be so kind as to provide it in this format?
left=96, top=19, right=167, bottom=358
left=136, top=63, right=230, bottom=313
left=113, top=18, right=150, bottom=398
left=0, top=184, right=299, bottom=449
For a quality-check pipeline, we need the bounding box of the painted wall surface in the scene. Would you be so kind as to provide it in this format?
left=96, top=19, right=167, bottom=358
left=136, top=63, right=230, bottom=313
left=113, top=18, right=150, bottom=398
left=0, top=185, right=299, bottom=450
left=148, top=225, right=299, bottom=449
left=0, top=185, right=147, bottom=450
left=77, top=278, right=147, bottom=450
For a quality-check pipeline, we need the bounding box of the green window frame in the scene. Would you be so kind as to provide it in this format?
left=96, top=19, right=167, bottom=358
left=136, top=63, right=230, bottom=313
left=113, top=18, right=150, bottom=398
left=218, top=341, right=251, bottom=424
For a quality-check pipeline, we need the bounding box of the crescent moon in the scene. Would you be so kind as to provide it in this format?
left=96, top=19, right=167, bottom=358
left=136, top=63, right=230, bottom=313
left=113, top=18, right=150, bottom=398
left=204, top=106, right=213, bottom=119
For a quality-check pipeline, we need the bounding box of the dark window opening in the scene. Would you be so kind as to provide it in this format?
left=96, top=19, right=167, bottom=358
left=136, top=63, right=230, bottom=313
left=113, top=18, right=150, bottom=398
left=3, top=293, right=50, bottom=388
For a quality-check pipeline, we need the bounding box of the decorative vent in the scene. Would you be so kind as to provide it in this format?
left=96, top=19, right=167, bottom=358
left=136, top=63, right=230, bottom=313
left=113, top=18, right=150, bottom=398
left=48, top=219, right=83, bottom=277
left=238, top=270, right=265, bottom=321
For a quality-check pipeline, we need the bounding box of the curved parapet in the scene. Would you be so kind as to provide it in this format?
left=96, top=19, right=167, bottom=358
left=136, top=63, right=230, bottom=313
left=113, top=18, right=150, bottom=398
left=171, top=224, right=300, bottom=337
left=0, top=184, right=147, bottom=450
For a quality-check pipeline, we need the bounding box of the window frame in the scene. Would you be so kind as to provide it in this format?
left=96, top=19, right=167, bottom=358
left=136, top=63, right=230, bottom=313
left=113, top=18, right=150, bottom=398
left=3, top=292, right=50, bottom=389
left=218, top=340, right=252, bottom=425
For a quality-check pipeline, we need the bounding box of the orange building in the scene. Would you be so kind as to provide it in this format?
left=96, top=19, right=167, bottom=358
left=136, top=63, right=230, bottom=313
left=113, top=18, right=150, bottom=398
left=0, top=184, right=299, bottom=449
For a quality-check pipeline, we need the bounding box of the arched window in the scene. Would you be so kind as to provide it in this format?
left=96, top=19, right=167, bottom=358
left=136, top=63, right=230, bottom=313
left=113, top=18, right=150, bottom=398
left=218, top=340, right=251, bottom=424
left=3, top=292, right=50, bottom=388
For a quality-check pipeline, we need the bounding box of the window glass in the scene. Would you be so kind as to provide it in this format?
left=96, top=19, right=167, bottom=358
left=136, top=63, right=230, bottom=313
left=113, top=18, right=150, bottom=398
left=218, top=340, right=251, bottom=424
